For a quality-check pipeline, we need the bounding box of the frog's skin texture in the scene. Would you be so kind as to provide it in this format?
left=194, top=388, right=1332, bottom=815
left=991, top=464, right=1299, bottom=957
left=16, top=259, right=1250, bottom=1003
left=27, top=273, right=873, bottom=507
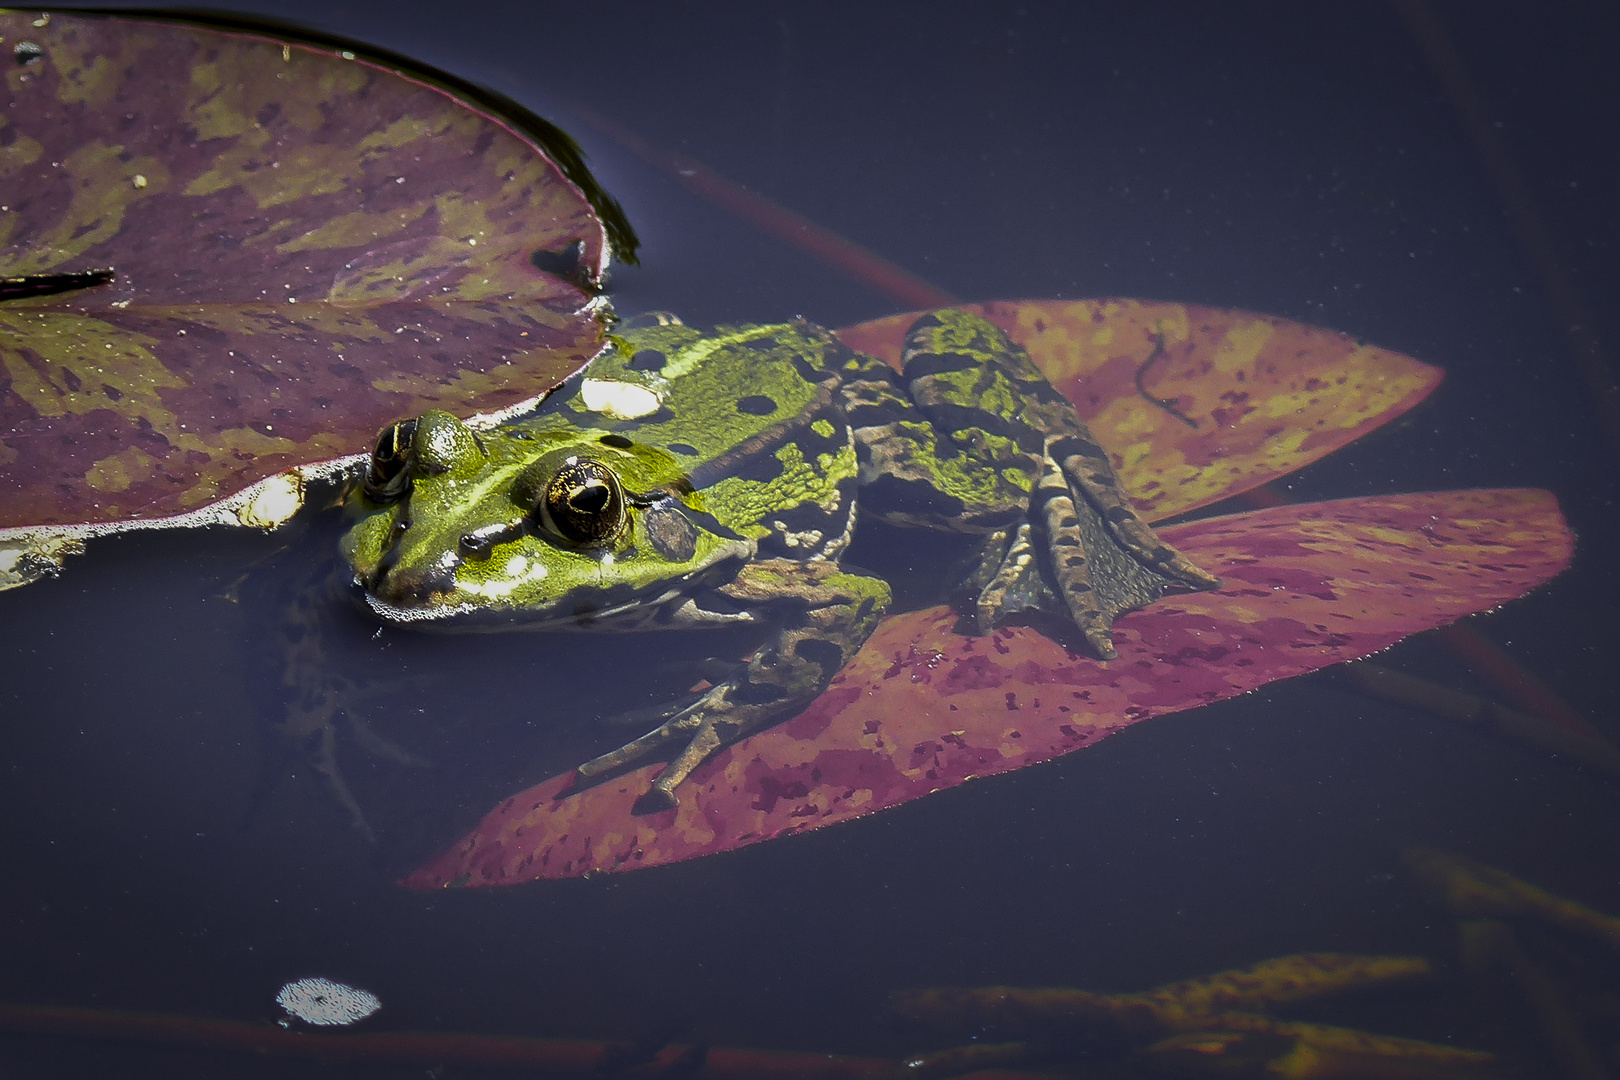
left=331, top=309, right=1218, bottom=818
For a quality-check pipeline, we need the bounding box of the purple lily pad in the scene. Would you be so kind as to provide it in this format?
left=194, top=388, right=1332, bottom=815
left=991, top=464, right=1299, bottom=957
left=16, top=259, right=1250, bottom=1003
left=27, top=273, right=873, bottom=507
left=0, top=10, right=621, bottom=581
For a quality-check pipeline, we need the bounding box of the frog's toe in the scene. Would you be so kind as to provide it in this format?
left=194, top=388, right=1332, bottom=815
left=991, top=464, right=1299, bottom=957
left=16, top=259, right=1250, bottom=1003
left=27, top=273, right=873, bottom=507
left=573, top=713, right=700, bottom=788
left=1034, top=447, right=1218, bottom=659
left=346, top=709, right=432, bottom=769
left=1047, top=434, right=1220, bottom=594
left=632, top=785, right=680, bottom=815
left=306, top=724, right=378, bottom=843
left=971, top=523, right=1053, bottom=633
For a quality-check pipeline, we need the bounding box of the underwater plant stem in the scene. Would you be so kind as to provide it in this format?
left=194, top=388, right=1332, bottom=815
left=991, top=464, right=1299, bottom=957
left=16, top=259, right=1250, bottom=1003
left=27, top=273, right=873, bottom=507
left=567, top=105, right=958, bottom=311
left=1392, top=0, right=1620, bottom=463
left=1407, top=847, right=1620, bottom=953
left=1344, top=663, right=1620, bottom=781
left=1458, top=919, right=1609, bottom=1080
left=1433, top=624, right=1611, bottom=746
left=0, top=1000, right=929, bottom=1079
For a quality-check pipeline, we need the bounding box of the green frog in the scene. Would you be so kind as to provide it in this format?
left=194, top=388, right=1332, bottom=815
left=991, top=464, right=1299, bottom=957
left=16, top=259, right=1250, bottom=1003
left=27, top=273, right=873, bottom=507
left=320, top=308, right=1217, bottom=822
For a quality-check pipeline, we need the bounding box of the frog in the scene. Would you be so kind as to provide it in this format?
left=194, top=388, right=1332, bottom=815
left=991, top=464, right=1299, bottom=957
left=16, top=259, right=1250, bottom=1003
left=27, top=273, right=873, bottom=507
left=319, top=307, right=1219, bottom=823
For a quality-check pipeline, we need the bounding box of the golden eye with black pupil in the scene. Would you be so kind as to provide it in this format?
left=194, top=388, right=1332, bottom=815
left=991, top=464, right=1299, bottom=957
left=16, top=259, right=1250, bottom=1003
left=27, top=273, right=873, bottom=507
left=364, top=418, right=418, bottom=503
left=542, top=457, right=626, bottom=545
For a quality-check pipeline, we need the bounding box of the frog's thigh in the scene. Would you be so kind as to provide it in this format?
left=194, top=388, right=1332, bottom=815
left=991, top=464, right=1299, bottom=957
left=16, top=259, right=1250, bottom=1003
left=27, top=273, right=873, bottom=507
left=577, top=559, right=892, bottom=812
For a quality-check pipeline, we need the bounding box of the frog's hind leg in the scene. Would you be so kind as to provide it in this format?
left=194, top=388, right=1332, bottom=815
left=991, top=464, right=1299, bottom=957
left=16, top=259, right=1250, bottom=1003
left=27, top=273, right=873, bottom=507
left=266, top=574, right=432, bottom=841
left=1049, top=431, right=1220, bottom=594
left=896, top=308, right=1218, bottom=659
left=573, top=559, right=891, bottom=813
left=970, top=523, right=1047, bottom=630
left=1029, top=434, right=1218, bottom=659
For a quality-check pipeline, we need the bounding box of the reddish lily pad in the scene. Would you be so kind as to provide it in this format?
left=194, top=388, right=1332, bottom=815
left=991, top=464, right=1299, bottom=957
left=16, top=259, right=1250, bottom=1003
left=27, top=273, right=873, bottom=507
left=405, top=487, right=1571, bottom=887
left=0, top=10, right=629, bottom=581
left=837, top=300, right=1444, bottom=521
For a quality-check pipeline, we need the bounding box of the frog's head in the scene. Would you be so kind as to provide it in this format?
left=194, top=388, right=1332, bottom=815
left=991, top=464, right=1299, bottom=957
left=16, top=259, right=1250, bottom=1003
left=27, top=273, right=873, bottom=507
left=341, top=410, right=749, bottom=628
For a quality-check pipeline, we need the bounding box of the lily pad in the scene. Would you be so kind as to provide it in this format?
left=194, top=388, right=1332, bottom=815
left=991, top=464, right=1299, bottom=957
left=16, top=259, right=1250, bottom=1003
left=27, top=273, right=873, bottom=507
left=837, top=299, right=1444, bottom=521
left=0, top=10, right=633, bottom=585
left=406, top=487, right=1571, bottom=887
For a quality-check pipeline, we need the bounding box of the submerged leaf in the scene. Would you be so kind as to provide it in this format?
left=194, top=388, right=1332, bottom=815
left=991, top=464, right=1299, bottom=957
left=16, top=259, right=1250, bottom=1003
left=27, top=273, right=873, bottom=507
left=0, top=11, right=624, bottom=576
left=405, top=487, right=1571, bottom=886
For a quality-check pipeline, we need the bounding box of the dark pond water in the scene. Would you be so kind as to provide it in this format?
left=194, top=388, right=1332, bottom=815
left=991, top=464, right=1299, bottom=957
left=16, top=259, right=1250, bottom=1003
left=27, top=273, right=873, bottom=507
left=4, top=2, right=1618, bottom=1077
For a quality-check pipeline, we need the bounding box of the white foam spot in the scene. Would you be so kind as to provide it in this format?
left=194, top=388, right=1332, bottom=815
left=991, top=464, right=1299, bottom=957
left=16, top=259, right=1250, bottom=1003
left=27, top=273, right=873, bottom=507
left=276, top=977, right=380, bottom=1026
left=582, top=378, right=660, bottom=420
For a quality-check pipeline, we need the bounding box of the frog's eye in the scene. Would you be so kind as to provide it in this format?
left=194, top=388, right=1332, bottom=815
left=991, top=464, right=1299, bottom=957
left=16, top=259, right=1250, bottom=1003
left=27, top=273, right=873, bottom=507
left=364, top=418, right=418, bottom=503
left=539, top=457, right=626, bottom=546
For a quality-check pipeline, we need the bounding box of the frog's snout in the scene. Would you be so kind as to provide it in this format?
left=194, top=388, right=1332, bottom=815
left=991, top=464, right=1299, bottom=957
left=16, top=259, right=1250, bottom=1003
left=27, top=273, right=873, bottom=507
left=364, top=547, right=462, bottom=611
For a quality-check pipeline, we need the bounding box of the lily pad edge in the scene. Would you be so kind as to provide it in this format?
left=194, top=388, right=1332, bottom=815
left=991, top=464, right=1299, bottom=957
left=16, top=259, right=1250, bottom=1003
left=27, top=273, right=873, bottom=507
left=0, top=340, right=619, bottom=592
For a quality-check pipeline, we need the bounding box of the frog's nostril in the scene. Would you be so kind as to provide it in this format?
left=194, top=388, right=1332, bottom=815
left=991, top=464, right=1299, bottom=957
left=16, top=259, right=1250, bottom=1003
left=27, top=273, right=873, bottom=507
left=458, top=521, right=523, bottom=561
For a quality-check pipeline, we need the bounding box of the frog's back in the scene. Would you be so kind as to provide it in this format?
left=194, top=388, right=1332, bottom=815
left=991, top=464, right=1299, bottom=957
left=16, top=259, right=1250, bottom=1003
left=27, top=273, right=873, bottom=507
left=519, top=319, right=862, bottom=560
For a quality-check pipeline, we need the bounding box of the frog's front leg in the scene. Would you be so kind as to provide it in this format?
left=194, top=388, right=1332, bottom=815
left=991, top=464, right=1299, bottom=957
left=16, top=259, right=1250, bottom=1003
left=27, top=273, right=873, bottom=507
left=574, top=558, right=891, bottom=813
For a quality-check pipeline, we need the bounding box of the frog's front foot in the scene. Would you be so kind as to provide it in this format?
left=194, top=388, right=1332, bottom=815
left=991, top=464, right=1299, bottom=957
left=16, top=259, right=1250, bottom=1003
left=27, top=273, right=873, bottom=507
left=570, top=559, right=891, bottom=813
left=631, top=785, right=680, bottom=815
left=571, top=710, right=716, bottom=814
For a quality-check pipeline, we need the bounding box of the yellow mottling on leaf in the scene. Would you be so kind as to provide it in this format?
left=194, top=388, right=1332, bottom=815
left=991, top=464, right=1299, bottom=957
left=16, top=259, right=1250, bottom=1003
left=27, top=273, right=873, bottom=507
left=182, top=41, right=372, bottom=206
left=161, top=301, right=392, bottom=342
left=1357, top=525, right=1423, bottom=551
left=186, top=60, right=258, bottom=141
left=52, top=50, right=121, bottom=109
left=366, top=347, right=556, bottom=402
left=30, top=7, right=150, bottom=113
left=356, top=113, right=451, bottom=157
left=1146, top=304, right=1192, bottom=347
left=169, top=427, right=317, bottom=510
left=0, top=144, right=168, bottom=274
left=184, top=139, right=350, bottom=206
left=0, top=312, right=182, bottom=424
left=675, top=817, right=717, bottom=847
left=1210, top=319, right=1275, bottom=377
left=0, top=125, right=43, bottom=181
left=284, top=204, right=428, bottom=251
left=85, top=445, right=157, bottom=493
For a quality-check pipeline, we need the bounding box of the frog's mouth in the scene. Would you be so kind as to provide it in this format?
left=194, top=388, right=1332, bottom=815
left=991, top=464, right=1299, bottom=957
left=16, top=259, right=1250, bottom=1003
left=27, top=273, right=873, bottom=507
left=356, top=537, right=758, bottom=632
left=355, top=547, right=464, bottom=616
left=356, top=582, right=748, bottom=633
